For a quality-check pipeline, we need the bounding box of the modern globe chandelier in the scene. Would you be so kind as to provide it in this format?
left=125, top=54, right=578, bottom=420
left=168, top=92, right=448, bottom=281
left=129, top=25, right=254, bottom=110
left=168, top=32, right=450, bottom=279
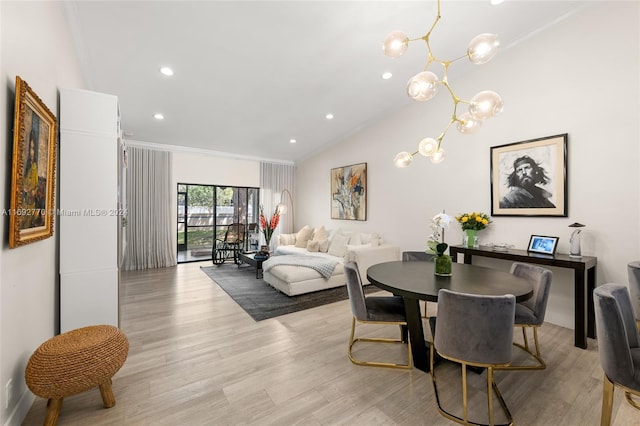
left=384, top=0, right=503, bottom=167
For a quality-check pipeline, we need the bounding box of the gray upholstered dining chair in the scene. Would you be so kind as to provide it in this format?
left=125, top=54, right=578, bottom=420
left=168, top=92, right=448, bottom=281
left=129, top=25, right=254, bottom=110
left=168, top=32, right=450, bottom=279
left=593, top=283, right=640, bottom=425
left=402, top=251, right=435, bottom=318
left=496, top=262, right=552, bottom=370
left=402, top=251, right=434, bottom=262
left=627, top=261, right=640, bottom=330
left=430, top=288, right=516, bottom=426
left=344, top=261, right=412, bottom=369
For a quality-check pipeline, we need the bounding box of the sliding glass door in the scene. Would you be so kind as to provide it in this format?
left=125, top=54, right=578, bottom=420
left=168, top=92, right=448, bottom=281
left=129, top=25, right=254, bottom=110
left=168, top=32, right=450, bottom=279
left=177, top=183, right=259, bottom=263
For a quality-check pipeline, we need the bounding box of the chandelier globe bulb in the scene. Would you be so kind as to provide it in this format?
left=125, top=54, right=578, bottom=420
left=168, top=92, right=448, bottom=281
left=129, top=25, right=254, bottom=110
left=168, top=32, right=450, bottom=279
left=469, top=90, right=504, bottom=120
left=456, top=112, right=483, bottom=134
left=468, top=33, right=500, bottom=64
left=394, top=151, right=414, bottom=168
left=430, top=149, right=446, bottom=164
left=406, top=71, right=439, bottom=102
left=418, top=138, right=438, bottom=157
left=383, top=31, right=409, bottom=58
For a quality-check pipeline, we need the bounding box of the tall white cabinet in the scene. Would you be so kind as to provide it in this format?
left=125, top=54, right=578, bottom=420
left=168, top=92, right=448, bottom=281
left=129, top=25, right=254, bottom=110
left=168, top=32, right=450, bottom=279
left=59, top=88, right=121, bottom=333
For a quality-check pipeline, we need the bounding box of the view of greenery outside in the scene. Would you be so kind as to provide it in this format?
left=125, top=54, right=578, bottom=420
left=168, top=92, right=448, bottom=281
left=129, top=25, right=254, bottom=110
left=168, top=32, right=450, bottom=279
left=177, top=183, right=259, bottom=262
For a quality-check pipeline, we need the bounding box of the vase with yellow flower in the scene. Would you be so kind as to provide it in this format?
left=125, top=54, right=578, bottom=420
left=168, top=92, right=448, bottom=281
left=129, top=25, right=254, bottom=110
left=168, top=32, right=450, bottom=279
left=455, top=211, right=491, bottom=248
left=428, top=211, right=453, bottom=276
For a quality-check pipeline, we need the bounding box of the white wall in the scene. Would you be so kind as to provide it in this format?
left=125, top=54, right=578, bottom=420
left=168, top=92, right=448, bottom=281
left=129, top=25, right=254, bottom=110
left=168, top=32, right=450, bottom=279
left=0, top=2, right=85, bottom=425
left=297, top=1, right=640, bottom=329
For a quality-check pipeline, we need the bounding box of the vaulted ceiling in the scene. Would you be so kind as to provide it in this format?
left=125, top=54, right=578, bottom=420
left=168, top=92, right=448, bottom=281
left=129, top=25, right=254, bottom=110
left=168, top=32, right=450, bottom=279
left=63, top=1, right=588, bottom=163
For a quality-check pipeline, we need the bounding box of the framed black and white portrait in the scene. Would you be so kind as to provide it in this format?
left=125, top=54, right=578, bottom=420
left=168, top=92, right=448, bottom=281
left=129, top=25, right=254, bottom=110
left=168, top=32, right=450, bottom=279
left=490, top=134, right=567, bottom=217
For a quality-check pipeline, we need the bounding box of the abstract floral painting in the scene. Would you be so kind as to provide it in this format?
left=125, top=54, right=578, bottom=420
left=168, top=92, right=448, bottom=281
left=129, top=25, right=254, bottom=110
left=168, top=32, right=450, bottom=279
left=331, top=162, right=366, bottom=221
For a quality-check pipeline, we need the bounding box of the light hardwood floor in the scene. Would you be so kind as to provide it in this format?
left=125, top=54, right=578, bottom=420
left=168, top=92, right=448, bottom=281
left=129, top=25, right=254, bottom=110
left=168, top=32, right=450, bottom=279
left=22, top=262, right=639, bottom=425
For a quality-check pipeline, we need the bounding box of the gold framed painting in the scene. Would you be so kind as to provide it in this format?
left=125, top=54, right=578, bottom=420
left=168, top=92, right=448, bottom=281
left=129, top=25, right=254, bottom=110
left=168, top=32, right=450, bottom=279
left=331, top=162, right=367, bottom=221
left=9, top=76, right=57, bottom=248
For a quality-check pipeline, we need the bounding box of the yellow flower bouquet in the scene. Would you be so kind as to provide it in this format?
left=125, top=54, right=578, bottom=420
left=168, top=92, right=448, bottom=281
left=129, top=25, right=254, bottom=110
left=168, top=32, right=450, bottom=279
left=455, top=212, right=491, bottom=231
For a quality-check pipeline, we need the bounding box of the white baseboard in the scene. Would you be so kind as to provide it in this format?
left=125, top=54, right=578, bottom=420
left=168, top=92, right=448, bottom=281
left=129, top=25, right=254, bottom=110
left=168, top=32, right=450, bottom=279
left=3, top=390, right=35, bottom=426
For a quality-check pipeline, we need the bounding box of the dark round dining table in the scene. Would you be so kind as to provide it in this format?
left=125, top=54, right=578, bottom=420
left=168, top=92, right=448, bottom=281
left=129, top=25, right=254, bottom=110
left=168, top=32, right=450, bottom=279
left=367, top=260, right=534, bottom=372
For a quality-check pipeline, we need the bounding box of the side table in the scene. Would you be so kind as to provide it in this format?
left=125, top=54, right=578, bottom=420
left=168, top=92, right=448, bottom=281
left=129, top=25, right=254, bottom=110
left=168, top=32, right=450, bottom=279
left=449, top=244, right=597, bottom=349
left=237, top=252, right=265, bottom=279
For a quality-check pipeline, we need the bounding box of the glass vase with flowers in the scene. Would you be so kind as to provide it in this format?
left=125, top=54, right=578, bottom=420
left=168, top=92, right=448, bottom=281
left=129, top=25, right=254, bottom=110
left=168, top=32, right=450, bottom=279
left=455, top=211, right=491, bottom=248
left=259, top=206, right=281, bottom=253
left=428, top=211, right=453, bottom=276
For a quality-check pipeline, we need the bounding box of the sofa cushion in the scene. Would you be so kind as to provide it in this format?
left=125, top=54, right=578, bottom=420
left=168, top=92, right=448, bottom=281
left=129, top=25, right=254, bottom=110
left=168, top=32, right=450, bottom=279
left=312, top=226, right=328, bottom=241
left=349, top=233, right=362, bottom=245
left=327, top=234, right=350, bottom=257
left=345, top=243, right=373, bottom=261
left=295, top=226, right=314, bottom=248
left=318, top=239, right=330, bottom=253
left=306, top=240, right=319, bottom=252
left=279, top=233, right=296, bottom=246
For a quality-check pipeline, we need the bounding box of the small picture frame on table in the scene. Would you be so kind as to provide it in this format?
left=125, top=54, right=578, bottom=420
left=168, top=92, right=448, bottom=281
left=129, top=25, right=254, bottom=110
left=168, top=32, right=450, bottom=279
left=527, top=235, right=559, bottom=255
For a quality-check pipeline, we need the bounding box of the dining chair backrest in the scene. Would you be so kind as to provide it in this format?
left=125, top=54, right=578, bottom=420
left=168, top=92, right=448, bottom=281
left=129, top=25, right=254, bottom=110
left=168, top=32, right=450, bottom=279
left=593, top=283, right=640, bottom=389
left=434, top=289, right=515, bottom=365
left=510, top=262, right=552, bottom=325
left=627, top=261, right=640, bottom=323
left=344, top=261, right=367, bottom=321
left=402, top=251, right=434, bottom=262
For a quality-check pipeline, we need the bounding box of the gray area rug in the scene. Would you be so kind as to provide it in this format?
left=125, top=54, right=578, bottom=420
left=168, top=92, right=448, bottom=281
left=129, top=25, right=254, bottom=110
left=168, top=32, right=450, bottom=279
left=200, top=263, right=378, bottom=321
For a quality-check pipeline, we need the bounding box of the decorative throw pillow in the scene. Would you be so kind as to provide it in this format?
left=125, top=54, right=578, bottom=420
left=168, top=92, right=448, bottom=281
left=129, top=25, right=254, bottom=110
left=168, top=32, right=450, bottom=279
left=295, top=225, right=314, bottom=248
left=328, top=228, right=342, bottom=242
left=370, top=232, right=381, bottom=247
left=349, top=233, right=362, bottom=245
left=327, top=234, right=350, bottom=257
left=306, top=240, right=319, bottom=252
left=312, top=225, right=328, bottom=241
left=318, top=239, right=330, bottom=253
left=279, top=233, right=296, bottom=246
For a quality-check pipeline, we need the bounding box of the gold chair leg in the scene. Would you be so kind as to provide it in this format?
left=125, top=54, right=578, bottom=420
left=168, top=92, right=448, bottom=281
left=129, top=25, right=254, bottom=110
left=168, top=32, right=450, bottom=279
left=496, top=326, right=546, bottom=371
left=347, top=317, right=412, bottom=369
left=601, top=375, right=615, bottom=426
left=431, top=355, right=513, bottom=425
left=625, top=391, right=640, bottom=410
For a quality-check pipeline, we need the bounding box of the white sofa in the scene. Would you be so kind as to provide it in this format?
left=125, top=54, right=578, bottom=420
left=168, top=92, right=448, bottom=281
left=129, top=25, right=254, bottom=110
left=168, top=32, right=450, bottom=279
left=262, top=227, right=401, bottom=296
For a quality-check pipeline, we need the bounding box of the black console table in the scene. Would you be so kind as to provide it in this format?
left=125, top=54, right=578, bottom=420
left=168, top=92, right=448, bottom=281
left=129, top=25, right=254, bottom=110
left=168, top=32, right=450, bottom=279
left=449, top=245, right=597, bottom=349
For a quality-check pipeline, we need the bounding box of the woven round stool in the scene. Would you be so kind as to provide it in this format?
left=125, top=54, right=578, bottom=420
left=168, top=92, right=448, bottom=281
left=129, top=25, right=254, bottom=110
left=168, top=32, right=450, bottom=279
left=25, top=325, right=129, bottom=426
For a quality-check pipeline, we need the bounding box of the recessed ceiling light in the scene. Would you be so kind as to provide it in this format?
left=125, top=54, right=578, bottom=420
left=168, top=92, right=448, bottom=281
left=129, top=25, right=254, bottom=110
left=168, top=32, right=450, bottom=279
left=160, top=67, right=174, bottom=76
left=289, top=139, right=297, bottom=144
left=325, top=113, right=334, bottom=120
left=382, top=71, right=393, bottom=80
left=490, top=0, right=505, bottom=5
left=153, top=113, right=164, bottom=120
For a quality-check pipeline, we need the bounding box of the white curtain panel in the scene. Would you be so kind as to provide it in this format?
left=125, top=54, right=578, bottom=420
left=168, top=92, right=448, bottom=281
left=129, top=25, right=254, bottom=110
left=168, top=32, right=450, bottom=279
left=123, top=146, right=177, bottom=270
left=260, top=163, right=296, bottom=238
